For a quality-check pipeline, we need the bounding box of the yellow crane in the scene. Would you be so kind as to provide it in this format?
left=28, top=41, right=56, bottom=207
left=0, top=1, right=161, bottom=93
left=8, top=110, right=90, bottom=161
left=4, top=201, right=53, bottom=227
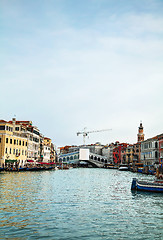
left=77, top=127, right=112, bottom=145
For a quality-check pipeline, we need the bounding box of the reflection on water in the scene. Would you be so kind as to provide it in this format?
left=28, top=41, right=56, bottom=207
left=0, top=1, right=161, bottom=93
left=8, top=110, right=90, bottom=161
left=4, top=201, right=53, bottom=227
left=0, top=169, right=162, bottom=239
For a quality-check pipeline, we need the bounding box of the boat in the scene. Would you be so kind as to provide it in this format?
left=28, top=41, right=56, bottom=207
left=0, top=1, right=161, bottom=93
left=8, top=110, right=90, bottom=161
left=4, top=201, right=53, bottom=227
left=137, top=167, right=143, bottom=173
left=131, top=178, right=163, bottom=193
left=105, top=164, right=118, bottom=169
left=119, top=164, right=128, bottom=171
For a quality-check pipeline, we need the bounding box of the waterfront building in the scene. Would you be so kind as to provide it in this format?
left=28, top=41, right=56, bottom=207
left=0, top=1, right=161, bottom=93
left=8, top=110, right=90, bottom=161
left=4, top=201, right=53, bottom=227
left=158, top=134, right=163, bottom=165
left=141, top=136, right=159, bottom=167
left=108, top=143, right=115, bottom=163
left=0, top=119, right=28, bottom=168
left=0, top=118, right=55, bottom=167
left=9, top=119, right=41, bottom=162
left=126, top=145, right=134, bottom=164
left=133, top=142, right=141, bottom=162
left=42, top=137, right=51, bottom=163
left=102, top=145, right=110, bottom=160
left=113, top=143, right=128, bottom=165
left=50, top=143, right=56, bottom=163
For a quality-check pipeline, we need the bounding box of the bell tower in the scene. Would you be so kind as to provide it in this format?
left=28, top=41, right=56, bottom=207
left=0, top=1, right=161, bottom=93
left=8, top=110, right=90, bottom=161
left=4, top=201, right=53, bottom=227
left=137, top=121, right=144, bottom=142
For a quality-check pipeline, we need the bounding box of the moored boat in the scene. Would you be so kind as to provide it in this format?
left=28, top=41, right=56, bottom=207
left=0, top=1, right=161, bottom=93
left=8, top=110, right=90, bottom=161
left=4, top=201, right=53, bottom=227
left=105, top=164, right=118, bottom=169
left=119, top=164, right=128, bottom=171
left=131, top=178, right=163, bottom=193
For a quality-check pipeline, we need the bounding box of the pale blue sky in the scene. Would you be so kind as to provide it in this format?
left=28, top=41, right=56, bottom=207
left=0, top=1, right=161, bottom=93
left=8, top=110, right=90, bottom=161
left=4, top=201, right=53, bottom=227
left=1, top=0, right=163, bottom=146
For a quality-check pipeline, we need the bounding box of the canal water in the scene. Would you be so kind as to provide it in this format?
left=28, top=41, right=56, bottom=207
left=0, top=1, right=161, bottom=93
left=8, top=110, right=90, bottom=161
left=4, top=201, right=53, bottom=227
left=0, top=168, right=162, bottom=239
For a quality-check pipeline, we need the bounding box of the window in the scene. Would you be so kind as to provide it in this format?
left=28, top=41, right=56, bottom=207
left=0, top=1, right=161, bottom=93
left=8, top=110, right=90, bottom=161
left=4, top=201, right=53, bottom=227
left=15, top=127, right=19, bottom=131
left=23, top=141, right=24, bottom=146
left=22, top=150, right=24, bottom=155
left=10, top=139, right=12, bottom=144
left=0, top=137, right=1, bottom=143
left=17, top=140, right=18, bottom=145
left=25, top=151, right=27, bottom=156
left=26, top=142, right=27, bottom=146
left=14, top=139, right=16, bottom=145
left=10, top=148, right=11, bottom=154
left=5, top=148, right=7, bottom=153
left=9, top=127, right=11, bottom=131
left=0, top=126, right=5, bottom=130
left=19, top=140, right=21, bottom=145
left=13, top=149, right=15, bottom=154
left=6, top=126, right=8, bottom=130
left=6, top=138, right=8, bottom=143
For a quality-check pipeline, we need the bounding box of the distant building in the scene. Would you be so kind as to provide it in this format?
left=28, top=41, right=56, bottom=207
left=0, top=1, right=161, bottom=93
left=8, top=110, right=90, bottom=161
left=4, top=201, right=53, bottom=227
left=126, top=145, right=134, bottom=164
left=113, top=143, right=128, bottom=165
left=158, top=134, right=163, bottom=166
left=141, top=136, right=159, bottom=166
left=133, top=142, right=141, bottom=162
left=137, top=122, right=144, bottom=142
left=102, top=146, right=110, bottom=159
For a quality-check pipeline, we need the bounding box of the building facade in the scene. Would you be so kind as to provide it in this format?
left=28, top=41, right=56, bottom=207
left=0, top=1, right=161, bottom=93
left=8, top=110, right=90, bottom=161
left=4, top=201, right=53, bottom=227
left=141, top=136, right=159, bottom=166
left=0, top=120, right=28, bottom=168
left=0, top=118, right=55, bottom=167
left=158, top=134, right=163, bottom=166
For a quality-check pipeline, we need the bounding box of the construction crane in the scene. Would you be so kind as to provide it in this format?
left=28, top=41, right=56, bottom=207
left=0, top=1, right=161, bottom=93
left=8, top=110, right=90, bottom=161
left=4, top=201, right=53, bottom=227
left=77, top=127, right=112, bottom=145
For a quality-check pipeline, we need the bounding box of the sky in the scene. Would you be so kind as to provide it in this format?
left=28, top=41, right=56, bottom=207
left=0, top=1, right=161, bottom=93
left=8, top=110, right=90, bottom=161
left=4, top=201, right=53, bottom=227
left=0, top=0, right=163, bottom=147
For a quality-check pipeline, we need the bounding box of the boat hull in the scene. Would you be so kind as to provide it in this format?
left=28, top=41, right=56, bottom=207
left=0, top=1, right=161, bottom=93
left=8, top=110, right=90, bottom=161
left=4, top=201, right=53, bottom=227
left=119, top=167, right=128, bottom=171
left=131, top=178, right=163, bottom=193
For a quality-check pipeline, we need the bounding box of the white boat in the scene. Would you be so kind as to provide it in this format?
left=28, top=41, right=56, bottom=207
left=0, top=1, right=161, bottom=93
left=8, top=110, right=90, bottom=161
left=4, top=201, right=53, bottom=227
left=119, top=164, right=128, bottom=171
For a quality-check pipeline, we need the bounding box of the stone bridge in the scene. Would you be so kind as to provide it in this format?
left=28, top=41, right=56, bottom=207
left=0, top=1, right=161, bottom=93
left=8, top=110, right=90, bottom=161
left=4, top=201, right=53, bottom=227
left=58, top=148, right=108, bottom=168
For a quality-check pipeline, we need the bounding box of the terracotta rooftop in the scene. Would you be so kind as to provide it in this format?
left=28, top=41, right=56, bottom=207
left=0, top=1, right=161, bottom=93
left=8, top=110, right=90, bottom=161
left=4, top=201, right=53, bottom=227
left=0, top=120, right=7, bottom=123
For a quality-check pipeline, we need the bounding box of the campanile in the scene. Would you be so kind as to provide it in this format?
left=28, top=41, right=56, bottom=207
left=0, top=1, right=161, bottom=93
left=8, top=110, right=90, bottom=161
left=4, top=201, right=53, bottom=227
left=137, top=122, right=144, bottom=142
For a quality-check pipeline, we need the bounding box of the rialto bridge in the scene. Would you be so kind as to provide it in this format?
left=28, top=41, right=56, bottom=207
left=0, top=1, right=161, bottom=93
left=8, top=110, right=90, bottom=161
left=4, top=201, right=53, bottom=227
left=58, top=148, right=108, bottom=168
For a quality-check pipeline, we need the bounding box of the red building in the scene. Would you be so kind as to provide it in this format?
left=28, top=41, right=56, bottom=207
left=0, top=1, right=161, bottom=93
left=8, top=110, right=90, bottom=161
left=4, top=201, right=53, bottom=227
left=158, top=134, right=163, bottom=166
left=113, top=143, right=128, bottom=165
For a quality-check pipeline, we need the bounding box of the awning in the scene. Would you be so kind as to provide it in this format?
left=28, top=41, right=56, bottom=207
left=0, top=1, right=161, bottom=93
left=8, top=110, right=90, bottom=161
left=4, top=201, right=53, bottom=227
left=5, top=159, right=17, bottom=163
left=37, top=162, right=56, bottom=165
left=27, top=160, right=34, bottom=162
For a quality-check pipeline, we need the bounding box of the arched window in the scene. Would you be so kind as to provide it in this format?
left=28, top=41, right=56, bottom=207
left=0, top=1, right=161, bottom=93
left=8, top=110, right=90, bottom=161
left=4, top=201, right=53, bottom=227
left=155, top=142, right=158, bottom=148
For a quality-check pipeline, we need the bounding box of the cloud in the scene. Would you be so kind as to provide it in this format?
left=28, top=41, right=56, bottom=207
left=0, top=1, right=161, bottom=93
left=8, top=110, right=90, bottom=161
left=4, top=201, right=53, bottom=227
left=0, top=0, right=163, bottom=146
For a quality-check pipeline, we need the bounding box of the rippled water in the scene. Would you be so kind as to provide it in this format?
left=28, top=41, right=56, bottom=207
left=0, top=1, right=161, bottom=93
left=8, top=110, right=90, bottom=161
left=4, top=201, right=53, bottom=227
left=0, top=168, right=162, bottom=239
